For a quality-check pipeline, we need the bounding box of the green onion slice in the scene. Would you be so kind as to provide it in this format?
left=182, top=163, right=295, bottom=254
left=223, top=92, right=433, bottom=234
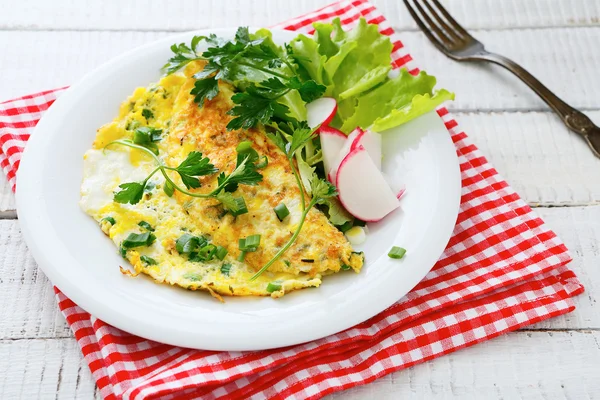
left=140, top=255, right=157, bottom=265
left=220, top=263, right=232, bottom=276
left=388, top=246, right=406, bottom=259
left=239, top=234, right=261, bottom=252
left=101, top=216, right=116, bottom=225
left=138, top=221, right=155, bottom=231
left=266, top=282, right=282, bottom=293
left=122, top=232, right=156, bottom=249
left=273, top=203, right=290, bottom=221
left=215, top=246, right=228, bottom=261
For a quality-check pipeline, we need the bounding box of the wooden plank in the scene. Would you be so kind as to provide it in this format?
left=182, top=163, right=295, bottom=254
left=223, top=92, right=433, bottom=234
left=0, top=206, right=598, bottom=342
left=2, top=27, right=600, bottom=110
left=327, top=331, right=600, bottom=400
left=0, top=173, right=15, bottom=215
left=0, top=221, right=71, bottom=340
left=456, top=111, right=600, bottom=206
left=1, top=331, right=598, bottom=399
left=0, top=0, right=599, bottom=31
left=0, top=338, right=99, bottom=400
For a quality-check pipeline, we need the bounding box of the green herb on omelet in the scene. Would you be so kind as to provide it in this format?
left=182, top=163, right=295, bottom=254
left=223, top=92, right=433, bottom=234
left=140, top=255, right=157, bottom=265
left=101, top=216, right=116, bottom=225
left=266, top=282, right=282, bottom=293
left=138, top=221, right=155, bottom=231
left=122, top=232, right=156, bottom=249
left=220, top=263, right=232, bottom=276
left=107, top=140, right=262, bottom=216
left=163, top=27, right=326, bottom=129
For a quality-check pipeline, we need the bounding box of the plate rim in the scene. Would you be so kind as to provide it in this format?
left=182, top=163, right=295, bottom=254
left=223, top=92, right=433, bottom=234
left=16, top=28, right=462, bottom=351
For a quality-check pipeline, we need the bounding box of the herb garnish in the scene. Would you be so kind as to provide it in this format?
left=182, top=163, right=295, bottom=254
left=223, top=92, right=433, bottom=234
left=106, top=140, right=262, bottom=215
left=163, top=28, right=325, bottom=131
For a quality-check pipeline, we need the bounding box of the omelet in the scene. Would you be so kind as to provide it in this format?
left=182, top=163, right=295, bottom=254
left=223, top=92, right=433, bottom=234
left=80, top=61, right=364, bottom=299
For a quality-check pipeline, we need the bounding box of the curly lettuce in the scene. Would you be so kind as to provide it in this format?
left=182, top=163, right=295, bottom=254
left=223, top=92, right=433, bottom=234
left=290, top=17, right=454, bottom=133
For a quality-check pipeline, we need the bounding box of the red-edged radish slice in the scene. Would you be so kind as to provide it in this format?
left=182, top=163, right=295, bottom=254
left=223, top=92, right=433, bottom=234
left=328, top=127, right=362, bottom=183
left=319, top=126, right=347, bottom=175
left=349, top=129, right=382, bottom=170
left=336, top=145, right=400, bottom=222
left=306, top=97, right=337, bottom=128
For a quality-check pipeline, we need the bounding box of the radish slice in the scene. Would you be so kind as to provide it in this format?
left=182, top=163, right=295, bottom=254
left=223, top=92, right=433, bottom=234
left=350, top=129, right=382, bottom=170
left=319, top=126, right=347, bottom=175
left=328, top=128, right=362, bottom=182
left=328, top=128, right=382, bottom=182
left=306, top=97, right=337, bottom=128
left=336, top=145, right=400, bottom=222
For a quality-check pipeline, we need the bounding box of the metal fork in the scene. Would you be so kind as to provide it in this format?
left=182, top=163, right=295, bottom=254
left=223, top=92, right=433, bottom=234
left=404, top=0, right=600, bottom=158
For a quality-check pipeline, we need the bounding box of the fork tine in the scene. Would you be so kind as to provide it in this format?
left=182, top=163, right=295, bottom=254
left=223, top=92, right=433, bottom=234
left=430, top=0, right=475, bottom=40
left=404, top=0, right=452, bottom=52
left=411, top=0, right=454, bottom=47
left=421, top=0, right=463, bottom=42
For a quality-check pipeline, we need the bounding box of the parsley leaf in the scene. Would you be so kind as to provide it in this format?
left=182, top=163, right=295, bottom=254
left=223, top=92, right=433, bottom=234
left=190, top=77, right=220, bottom=107
left=114, top=182, right=146, bottom=205
left=286, top=77, right=326, bottom=103
left=226, top=84, right=290, bottom=130
left=175, top=151, right=217, bottom=190
left=217, top=154, right=263, bottom=192
left=163, top=37, right=207, bottom=74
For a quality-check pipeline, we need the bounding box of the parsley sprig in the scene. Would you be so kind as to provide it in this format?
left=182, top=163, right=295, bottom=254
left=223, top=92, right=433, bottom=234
left=105, top=140, right=262, bottom=216
left=164, top=28, right=326, bottom=131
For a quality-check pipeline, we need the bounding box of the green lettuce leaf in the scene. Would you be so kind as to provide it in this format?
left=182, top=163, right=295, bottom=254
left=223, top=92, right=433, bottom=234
left=372, top=89, right=455, bottom=132
left=289, top=17, right=453, bottom=133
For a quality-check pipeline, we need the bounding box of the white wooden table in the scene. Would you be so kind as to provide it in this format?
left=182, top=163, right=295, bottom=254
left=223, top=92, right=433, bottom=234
left=1, top=0, right=600, bottom=398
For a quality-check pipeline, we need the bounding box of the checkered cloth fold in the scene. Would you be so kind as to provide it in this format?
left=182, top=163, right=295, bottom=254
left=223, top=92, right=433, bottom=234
left=0, top=1, right=583, bottom=399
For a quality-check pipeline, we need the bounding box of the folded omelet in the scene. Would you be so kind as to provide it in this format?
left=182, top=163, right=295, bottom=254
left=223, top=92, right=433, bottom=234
left=80, top=61, right=363, bottom=299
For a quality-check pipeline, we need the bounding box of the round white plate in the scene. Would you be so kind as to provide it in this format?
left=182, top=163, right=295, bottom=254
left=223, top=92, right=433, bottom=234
left=16, top=28, right=461, bottom=351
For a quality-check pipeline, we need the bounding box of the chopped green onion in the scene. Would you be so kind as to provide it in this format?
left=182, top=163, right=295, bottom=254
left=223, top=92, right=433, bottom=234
left=266, top=282, right=282, bottom=293
left=273, top=203, right=290, bottom=221
left=163, top=181, right=175, bottom=197
left=220, top=263, right=232, bottom=276
left=176, top=233, right=201, bottom=254
left=138, top=221, right=155, bottom=231
left=198, top=244, right=217, bottom=260
left=122, top=232, right=156, bottom=249
left=215, top=246, right=228, bottom=261
left=101, top=216, right=116, bottom=225
left=388, top=246, right=406, bottom=259
left=283, top=260, right=291, bottom=267
left=140, top=255, right=157, bottom=265
left=341, top=264, right=351, bottom=271
left=256, top=155, right=268, bottom=169
left=229, top=196, right=248, bottom=216
left=119, top=246, right=127, bottom=259
left=238, top=234, right=261, bottom=262
left=239, top=235, right=261, bottom=252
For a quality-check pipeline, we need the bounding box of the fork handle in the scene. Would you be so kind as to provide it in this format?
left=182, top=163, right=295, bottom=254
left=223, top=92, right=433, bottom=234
left=476, top=52, right=600, bottom=156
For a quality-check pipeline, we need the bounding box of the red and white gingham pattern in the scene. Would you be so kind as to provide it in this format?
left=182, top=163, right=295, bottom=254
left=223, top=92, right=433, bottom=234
left=0, top=1, right=584, bottom=399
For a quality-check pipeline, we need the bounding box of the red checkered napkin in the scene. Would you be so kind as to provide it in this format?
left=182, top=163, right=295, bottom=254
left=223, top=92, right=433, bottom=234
left=0, top=1, right=584, bottom=399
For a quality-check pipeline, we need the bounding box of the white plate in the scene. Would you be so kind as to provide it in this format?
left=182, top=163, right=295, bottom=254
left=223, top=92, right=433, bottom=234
left=16, top=28, right=461, bottom=351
